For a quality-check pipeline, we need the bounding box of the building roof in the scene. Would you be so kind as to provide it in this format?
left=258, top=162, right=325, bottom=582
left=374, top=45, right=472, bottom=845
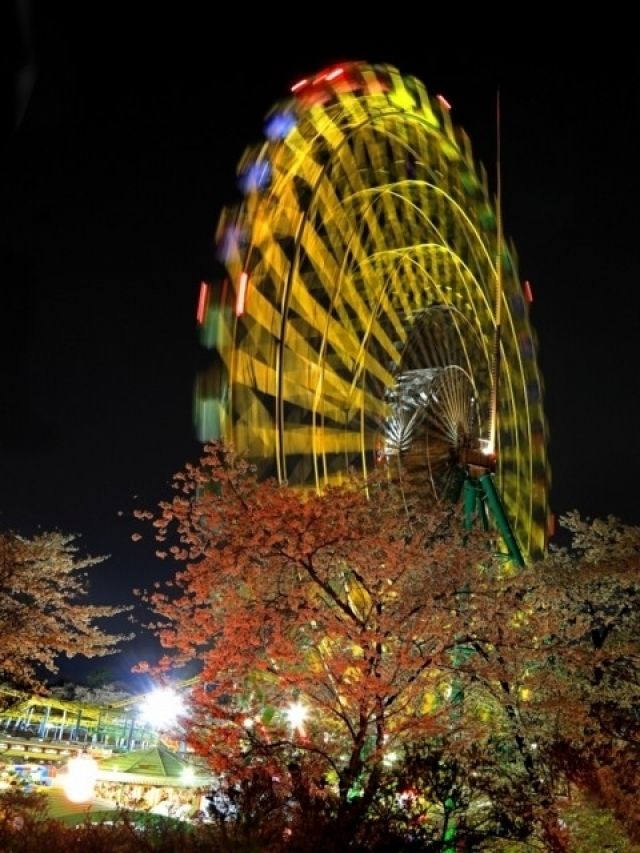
left=97, top=746, right=210, bottom=788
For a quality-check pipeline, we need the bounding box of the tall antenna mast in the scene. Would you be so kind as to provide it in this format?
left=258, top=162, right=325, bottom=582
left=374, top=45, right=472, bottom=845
left=488, top=89, right=502, bottom=455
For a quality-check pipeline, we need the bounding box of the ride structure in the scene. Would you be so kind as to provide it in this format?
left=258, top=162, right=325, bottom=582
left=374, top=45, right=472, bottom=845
left=194, top=61, right=549, bottom=564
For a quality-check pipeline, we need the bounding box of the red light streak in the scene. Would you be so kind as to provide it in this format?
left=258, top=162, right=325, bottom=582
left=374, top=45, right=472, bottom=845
left=236, top=272, right=249, bottom=317
left=436, top=94, right=452, bottom=110
left=325, top=67, right=344, bottom=81
left=291, top=78, right=309, bottom=93
left=523, top=280, right=533, bottom=303
left=197, top=281, right=209, bottom=324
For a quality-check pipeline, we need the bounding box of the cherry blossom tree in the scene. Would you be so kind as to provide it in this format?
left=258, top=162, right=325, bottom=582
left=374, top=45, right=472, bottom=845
left=0, top=530, right=132, bottom=690
left=136, top=444, right=640, bottom=848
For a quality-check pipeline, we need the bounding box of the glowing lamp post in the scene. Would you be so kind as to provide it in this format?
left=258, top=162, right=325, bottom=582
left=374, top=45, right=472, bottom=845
left=62, top=753, right=98, bottom=803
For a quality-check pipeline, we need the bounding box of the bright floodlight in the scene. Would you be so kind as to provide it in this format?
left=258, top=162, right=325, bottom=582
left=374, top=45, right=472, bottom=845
left=140, top=687, right=186, bottom=729
left=62, top=753, right=98, bottom=803
left=284, top=701, right=308, bottom=734
left=181, top=766, right=195, bottom=783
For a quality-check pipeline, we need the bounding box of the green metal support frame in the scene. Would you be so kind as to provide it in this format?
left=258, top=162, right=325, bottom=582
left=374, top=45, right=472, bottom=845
left=461, top=472, right=525, bottom=567
left=442, top=469, right=523, bottom=852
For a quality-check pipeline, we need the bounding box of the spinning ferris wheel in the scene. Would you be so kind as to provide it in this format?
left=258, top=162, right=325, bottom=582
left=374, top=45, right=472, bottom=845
left=194, top=61, right=549, bottom=562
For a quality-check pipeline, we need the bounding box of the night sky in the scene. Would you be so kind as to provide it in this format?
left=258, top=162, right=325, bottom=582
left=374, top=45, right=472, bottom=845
left=1, top=6, right=638, bottom=683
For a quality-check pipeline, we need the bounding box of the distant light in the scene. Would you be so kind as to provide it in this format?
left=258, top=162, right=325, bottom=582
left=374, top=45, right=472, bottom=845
left=236, top=272, right=249, bottom=317
left=478, top=438, right=494, bottom=457
left=325, top=67, right=344, bottom=81
left=217, top=225, right=244, bottom=263
left=291, top=78, right=309, bottom=93
left=197, top=281, right=209, bottom=325
left=397, top=787, right=417, bottom=806
left=238, top=160, right=271, bottom=194
left=264, top=112, right=297, bottom=141
left=436, top=94, right=452, bottom=111
left=181, top=766, right=195, bottom=783
left=62, top=754, right=98, bottom=803
left=284, top=701, right=308, bottom=735
left=140, top=688, right=186, bottom=730
left=523, top=280, right=533, bottom=303
left=383, top=750, right=399, bottom=767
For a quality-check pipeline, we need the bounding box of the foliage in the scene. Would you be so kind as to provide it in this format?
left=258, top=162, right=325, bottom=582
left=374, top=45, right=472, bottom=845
left=544, top=513, right=640, bottom=841
left=48, top=681, right=132, bottom=707
left=135, top=446, right=492, bottom=815
left=0, top=530, right=132, bottom=690
left=0, top=788, right=51, bottom=848
left=134, top=444, right=640, bottom=848
left=561, top=793, right=640, bottom=853
left=0, top=788, right=636, bottom=852
left=0, top=789, right=193, bottom=852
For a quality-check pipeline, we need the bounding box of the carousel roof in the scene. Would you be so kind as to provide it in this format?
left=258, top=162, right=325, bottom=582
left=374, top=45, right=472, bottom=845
left=97, top=745, right=210, bottom=787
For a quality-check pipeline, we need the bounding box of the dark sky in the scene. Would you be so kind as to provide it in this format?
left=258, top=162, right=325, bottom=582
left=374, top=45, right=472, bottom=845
left=1, top=6, right=639, bottom=682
